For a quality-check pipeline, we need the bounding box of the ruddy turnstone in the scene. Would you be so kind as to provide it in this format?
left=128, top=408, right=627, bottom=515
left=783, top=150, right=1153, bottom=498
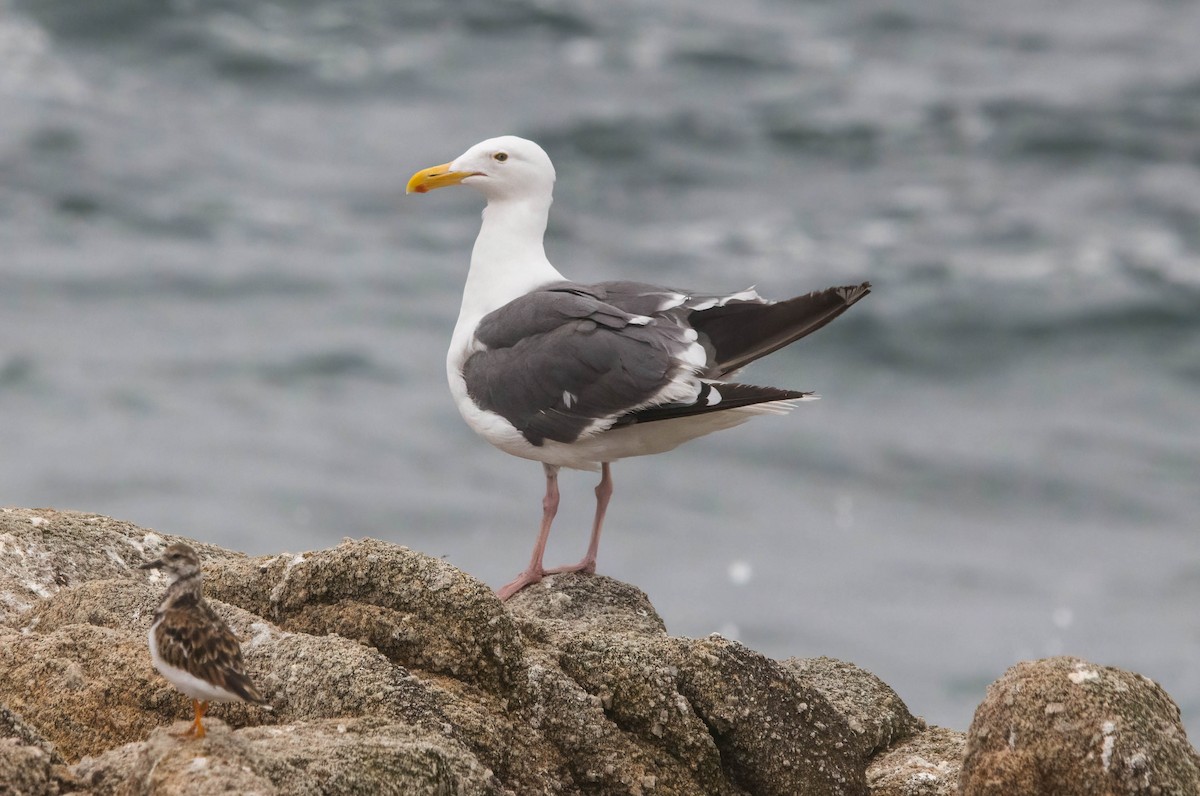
left=141, top=542, right=267, bottom=738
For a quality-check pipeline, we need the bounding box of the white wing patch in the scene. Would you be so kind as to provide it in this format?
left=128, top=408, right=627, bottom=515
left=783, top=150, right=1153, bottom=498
left=688, top=288, right=763, bottom=311
left=657, top=293, right=690, bottom=311
left=563, top=390, right=577, bottom=408
left=466, top=335, right=488, bottom=356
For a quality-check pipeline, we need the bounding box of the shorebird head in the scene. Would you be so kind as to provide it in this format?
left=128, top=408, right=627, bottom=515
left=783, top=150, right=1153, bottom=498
left=141, top=542, right=202, bottom=581
left=406, top=135, right=556, bottom=203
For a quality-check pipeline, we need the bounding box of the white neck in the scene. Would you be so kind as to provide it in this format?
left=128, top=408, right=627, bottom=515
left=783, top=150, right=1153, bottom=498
left=451, top=194, right=564, bottom=351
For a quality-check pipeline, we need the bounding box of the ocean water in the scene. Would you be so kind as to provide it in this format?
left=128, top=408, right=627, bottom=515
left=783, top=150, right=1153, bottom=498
left=3, top=0, right=1198, bottom=737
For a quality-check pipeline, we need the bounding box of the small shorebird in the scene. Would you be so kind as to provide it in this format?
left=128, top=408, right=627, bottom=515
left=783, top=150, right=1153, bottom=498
left=141, top=542, right=268, bottom=738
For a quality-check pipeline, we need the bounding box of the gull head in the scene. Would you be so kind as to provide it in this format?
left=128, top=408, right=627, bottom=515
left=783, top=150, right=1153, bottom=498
left=407, top=135, right=556, bottom=202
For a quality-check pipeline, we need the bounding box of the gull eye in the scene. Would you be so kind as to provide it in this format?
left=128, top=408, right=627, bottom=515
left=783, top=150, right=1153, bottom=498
left=493, top=152, right=508, bottom=162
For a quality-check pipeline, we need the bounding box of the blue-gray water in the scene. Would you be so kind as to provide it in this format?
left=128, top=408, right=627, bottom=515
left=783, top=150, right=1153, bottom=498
left=3, top=0, right=1198, bottom=737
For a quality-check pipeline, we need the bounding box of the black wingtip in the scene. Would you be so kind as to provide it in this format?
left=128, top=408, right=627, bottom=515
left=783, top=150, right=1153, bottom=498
left=622, top=382, right=811, bottom=425
left=694, top=280, right=873, bottom=377
left=834, top=281, right=872, bottom=303
left=228, top=671, right=269, bottom=705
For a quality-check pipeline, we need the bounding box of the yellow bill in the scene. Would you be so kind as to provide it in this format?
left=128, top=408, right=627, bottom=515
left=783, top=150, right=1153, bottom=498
left=406, top=162, right=476, bottom=194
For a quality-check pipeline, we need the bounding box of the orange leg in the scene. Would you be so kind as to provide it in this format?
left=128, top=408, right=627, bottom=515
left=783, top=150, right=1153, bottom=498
left=194, top=700, right=209, bottom=739
left=178, top=699, right=210, bottom=739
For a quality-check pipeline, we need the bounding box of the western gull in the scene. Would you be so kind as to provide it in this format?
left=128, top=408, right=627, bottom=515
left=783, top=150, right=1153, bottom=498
left=407, top=135, right=869, bottom=600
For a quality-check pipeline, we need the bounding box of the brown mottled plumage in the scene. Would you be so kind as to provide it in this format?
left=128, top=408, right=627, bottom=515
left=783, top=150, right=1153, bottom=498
left=142, top=543, right=267, bottom=739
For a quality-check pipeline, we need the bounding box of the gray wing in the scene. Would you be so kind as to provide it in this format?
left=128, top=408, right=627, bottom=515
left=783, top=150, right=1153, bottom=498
left=465, top=283, right=699, bottom=446
left=463, top=279, right=871, bottom=446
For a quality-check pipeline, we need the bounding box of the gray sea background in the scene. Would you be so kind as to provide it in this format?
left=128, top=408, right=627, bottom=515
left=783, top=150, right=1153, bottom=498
left=2, top=0, right=1198, bottom=736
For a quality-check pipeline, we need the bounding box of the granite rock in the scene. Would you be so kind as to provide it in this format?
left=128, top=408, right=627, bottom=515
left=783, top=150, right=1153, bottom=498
left=959, top=656, right=1200, bottom=795
left=783, top=655, right=921, bottom=759
left=867, top=726, right=965, bottom=796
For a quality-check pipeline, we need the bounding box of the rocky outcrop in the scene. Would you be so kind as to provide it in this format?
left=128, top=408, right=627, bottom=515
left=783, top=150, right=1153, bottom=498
left=1, top=506, right=1196, bottom=795
left=960, top=657, right=1200, bottom=796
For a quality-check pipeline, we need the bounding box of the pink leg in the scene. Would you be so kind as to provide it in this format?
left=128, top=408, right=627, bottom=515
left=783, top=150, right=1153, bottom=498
left=497, top=464, right=560, bottom=601
left=545, top=462, right=612, bottom=576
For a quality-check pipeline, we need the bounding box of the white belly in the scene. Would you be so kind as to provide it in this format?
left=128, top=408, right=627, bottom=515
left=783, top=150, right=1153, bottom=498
left=448, top=364, right=791, bottom=469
